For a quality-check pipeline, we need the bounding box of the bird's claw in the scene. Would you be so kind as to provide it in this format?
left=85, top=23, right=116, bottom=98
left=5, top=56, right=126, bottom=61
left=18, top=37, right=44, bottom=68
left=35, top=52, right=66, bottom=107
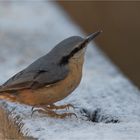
left=67, top=112, right=77, bottom=118
left=31, top=107, right=77, bottom=119
left=65, top=104, right=75, bottom=110
left=46, top=104, right=75, bottom=110
left=31, top=107, right=46, bottom=117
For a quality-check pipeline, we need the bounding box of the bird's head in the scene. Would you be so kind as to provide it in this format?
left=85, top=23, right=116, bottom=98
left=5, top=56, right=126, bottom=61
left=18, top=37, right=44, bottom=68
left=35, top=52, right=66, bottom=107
left=49, top=31, right=102, bottom=65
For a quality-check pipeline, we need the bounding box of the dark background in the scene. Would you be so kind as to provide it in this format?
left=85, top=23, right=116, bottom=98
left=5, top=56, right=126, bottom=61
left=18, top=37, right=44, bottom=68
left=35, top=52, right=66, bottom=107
left=58, top=1, right=140, bottom=88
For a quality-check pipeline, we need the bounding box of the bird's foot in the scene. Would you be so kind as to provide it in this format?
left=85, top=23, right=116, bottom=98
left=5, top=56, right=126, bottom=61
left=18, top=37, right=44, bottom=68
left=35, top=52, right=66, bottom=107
left=32, top=107, right=77, bottom=119
left=46, top=104, right=75, bottom=110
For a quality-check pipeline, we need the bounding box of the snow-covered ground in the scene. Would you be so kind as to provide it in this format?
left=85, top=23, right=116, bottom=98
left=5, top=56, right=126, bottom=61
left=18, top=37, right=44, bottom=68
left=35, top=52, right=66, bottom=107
left=0, top=1, right=140, bottom=140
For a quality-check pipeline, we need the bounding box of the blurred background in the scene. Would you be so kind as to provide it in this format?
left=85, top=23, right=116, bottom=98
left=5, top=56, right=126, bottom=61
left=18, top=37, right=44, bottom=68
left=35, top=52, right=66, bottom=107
left=58, top=1, right=140, bottom=88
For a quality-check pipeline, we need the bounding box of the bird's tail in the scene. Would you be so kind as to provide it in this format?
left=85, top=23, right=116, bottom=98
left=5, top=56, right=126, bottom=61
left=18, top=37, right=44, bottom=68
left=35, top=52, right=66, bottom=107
left=0, top=91, right=8, bottom=99
left=0, top=92, right=17, bottom=102
left=0, top=86, right=8, bottom=100
left=0, top=86, right=4, bottom=96
left=0, top=86, right=16, bottom=102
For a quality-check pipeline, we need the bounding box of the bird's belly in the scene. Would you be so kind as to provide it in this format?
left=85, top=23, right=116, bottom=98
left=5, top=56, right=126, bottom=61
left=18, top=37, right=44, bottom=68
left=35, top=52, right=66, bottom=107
left=18, top=63, right=82, bottom=106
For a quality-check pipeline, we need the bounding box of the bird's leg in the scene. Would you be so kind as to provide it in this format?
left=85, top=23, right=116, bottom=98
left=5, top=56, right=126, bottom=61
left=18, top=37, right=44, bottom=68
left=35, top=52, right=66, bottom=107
left=46, top=104, right=75, bottom=110
left=31, top=106, right=77, bottom=119
left=39, top=109, right=76, bottom=119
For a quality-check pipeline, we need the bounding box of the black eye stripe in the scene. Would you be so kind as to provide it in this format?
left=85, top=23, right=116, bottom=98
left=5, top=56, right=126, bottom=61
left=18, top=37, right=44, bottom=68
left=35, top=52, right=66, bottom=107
left=59, top=42, right=86, bottom=65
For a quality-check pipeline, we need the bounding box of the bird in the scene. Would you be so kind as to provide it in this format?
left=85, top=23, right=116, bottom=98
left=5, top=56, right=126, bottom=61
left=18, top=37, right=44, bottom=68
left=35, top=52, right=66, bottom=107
left=0, top=31, right=101, bottom=118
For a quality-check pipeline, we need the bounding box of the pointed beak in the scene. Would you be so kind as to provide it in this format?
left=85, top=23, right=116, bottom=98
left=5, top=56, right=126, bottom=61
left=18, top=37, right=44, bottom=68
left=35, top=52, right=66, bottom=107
left=74, top=30, right=102, bottom=53
left=84, top=30, right=102, bottom=43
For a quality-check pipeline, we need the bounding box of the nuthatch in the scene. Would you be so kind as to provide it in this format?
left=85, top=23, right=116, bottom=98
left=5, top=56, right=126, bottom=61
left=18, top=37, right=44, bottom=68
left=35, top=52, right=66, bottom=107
left=0, top=31, right=101, bottom=118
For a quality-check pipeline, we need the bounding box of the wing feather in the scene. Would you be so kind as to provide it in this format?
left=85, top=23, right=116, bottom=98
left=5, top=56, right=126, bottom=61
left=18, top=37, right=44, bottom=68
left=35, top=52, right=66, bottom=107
left=0, top=65, right=68, bottom=92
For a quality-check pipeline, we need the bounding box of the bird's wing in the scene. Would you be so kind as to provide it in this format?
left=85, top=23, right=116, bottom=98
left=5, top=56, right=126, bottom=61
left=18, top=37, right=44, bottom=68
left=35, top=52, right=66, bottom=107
left=0, top=65, right=69, bottom=92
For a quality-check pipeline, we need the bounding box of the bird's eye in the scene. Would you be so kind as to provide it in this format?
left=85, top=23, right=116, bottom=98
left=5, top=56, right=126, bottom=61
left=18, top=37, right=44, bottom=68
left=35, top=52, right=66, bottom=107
left=59, top=43, right=84, bottom=66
